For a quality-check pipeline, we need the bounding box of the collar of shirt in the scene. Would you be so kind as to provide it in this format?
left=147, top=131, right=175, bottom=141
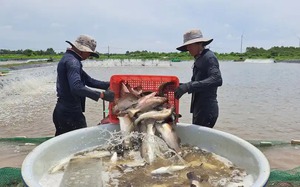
left=66, top=48, right=83, bottom=60
left=194, top=48, right=209, bottom=59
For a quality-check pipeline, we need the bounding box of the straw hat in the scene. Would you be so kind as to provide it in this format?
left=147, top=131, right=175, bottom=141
left=176, top=29, right=213, bottom=52
left=66, top=35, right=99, bottom=58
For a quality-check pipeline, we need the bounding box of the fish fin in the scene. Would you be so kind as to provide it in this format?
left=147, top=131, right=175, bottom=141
left=120, top=81, right=130, bottom=96
left=125, top=83, right=143, bottom=97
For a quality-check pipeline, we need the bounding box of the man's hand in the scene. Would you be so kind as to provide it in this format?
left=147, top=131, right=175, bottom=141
left=101, top=90, right=115, bottom=102
left=174, top=82, right=191, bottom=99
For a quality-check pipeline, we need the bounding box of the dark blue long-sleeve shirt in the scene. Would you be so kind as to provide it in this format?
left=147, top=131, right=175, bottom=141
left=56, top=50, right=110, bottom=112
left=188, top=49, right=223, bottom=113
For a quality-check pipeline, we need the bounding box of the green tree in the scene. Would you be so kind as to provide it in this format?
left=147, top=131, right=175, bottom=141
left=45, top=48, right=55, bottom=55
left=23, top=49, right=34, bottom=56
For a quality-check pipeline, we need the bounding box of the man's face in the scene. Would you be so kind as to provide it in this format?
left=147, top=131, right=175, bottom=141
left=81, top=52, right=92, bottom=60
left=186, top=43, right=203, bottom=56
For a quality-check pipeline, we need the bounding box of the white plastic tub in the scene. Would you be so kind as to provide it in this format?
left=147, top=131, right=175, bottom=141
left=22, top=123, right=270, bottom=187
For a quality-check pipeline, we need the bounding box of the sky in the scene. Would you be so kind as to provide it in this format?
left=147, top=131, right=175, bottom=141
left=1, top=0, right=300, bottom=54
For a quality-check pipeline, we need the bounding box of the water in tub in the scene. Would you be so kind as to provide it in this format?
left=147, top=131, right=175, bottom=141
left=40, top=129, right=254, bottom=187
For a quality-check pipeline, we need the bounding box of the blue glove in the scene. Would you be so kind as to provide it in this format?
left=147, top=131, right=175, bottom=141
left=174, top=82, right=191, bottom=99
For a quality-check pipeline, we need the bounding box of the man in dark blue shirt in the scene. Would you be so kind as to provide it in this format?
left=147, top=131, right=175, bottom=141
left=53, top=35, right=114, bottom=136
left=175, top=29, right=222, bottom=128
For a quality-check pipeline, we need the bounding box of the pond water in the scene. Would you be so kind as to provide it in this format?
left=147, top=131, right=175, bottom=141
left=0, top=59, right=299, bottom=170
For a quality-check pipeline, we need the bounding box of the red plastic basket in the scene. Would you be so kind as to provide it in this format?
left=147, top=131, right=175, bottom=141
left=108, top=74, right=179, bottom=124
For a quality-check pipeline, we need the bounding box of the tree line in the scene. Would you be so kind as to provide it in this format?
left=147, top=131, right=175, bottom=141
left=0, top=48, right=60, bottom=56
left=1, top=46, right=300, bottom=61
left=218, top=46, right=300, bottom=61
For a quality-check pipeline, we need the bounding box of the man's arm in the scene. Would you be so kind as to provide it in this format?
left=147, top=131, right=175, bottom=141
left=189, top=56, right=222, bottom=93
left=66, top=60, right=101, bottom=101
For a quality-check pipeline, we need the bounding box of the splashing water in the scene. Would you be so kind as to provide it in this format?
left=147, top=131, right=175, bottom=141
left=0, top=66, right=56, bottom=128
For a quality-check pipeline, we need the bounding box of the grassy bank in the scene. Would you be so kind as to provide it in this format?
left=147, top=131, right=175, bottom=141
left=1, top=47, right=300, bottom=71
left=1, top=45, right=300, bottom=62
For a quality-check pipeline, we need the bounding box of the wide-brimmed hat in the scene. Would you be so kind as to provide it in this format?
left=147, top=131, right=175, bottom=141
left=66, top=35, right=99, bottom=58
left=176, top=29, right=213, bottom=52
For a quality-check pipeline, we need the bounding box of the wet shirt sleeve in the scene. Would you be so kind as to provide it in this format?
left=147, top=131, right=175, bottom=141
left=66, top=59, right=101, bottom=101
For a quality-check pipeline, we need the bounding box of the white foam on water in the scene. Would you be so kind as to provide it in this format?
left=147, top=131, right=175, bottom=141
left=82, top=59, right=171, bottom=67
left=200, top=151, right=254, bottom=187
left=243, top=59, right=275, bottom=63
left=212, top=153, right=234, bottom=167
left=0, top=67, right=55, bottom=101
left=226, top=174, right=254, bottom=187
left=39, top=172, right=63, bottom=187
left=0, top=66, right=56, bottom=127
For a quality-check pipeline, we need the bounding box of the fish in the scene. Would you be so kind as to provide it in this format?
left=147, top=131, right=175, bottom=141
left=186, top=171, right=210, bottom=187
left=139, top=119, right=157, bottom=164
left=127, top=95, right=168, bottom=118
left=133, top=107, right=174, bottom=126
left=116, top=160, right=146, bottom=173
left=125, top=82, right=143, bottom=97
left=155, top=122, right=181, bottom=153
left=163, top=110, right=182, bottom=125
left=114, top=91, right=156, bottom=116
left=135, top=91, right=157, bottom=105
left=49, top=156, right=72, bottom=174
left=110, top=152, right=118, bottom=164
left=186, top=171, right=201, bottom=187
left=49, top=149, right=113, bottom=174
left=118, top=114, right=134, bottom=133
left=119, top=160, right=146, bottom=168
left=113, top=81, right=182, bottom=164
left=112, top=93, right=139, bottom=114
left=120, top=82, right=130, bottom=97
left=74, top=147, right=113, bottom=158
left=151, top=165, right=186, bottom=175
left=118, top=114, right=135, bottom=149
left=108, top=150, right=147, bottom=172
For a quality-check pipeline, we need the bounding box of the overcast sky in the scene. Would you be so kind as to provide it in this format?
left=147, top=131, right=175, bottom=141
left=1, top=0, right=300, bottom=54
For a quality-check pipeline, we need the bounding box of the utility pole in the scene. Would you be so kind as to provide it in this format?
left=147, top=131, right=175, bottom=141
left=108, top=46, right=110, bottom=58
left=240, top=34, right=243, bottom=53
left=298, top=37, right=300, bottom=48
